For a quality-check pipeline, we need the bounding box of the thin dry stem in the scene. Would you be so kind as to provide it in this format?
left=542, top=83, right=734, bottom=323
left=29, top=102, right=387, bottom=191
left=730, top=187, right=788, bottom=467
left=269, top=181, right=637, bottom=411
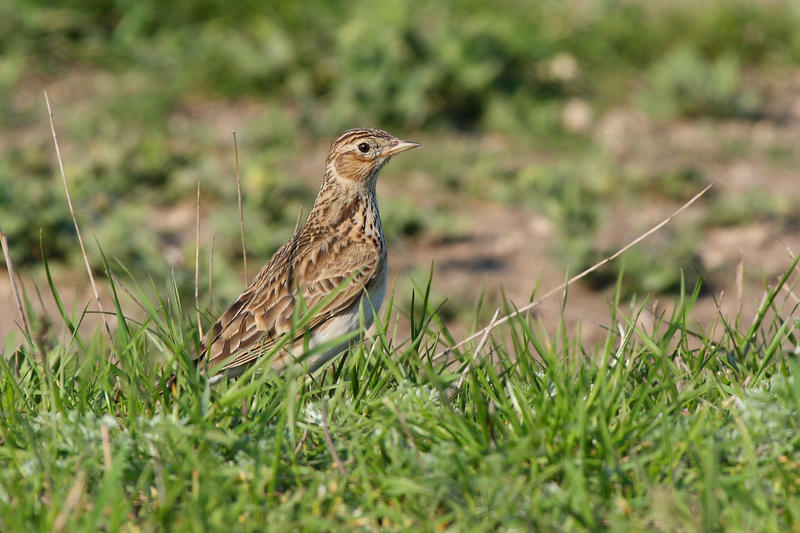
left=294, top=205, right=305, bottom=234
left=736, top=248, right=744, bottom=305
left=29, top=270, right=49, bottom=323
left=383, top=398, right=425, bottom=469
left=100, top=422, right=113, bottom=476
left=0, top=228, right=31, bottom=339
left=294, top=428, right=310, bottom=454
left=52, top=470, right=87, bottom=533
left=195, top=183, right=203, bottom=339
left=233, top=131, right=248, bottom=284
left=777, top=237, right=800, bottom=304
left=209, top=233, right=215, bottom=312
left=456, top=309, right=500, bottom=390
left=779, top=237, right=797, bottom=261
left=44, top=90, right=111, bottom=339
left=473, top=309, right=499, bottom=358
left=321, top=400, right=346, bottom=475
left=107, top=270, right=147, bottom=315
left=710, top=290, right=725, bottom=341
left=435, top=183, right=715, bottom=361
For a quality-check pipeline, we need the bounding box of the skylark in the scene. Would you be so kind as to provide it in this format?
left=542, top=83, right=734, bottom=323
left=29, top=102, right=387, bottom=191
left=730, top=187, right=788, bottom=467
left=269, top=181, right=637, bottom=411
left=195, top=128, right=419, bottom=382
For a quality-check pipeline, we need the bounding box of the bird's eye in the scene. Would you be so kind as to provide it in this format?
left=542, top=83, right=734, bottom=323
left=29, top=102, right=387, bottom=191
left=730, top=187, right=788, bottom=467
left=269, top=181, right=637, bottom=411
left=357, top=142, right=370, bottom=153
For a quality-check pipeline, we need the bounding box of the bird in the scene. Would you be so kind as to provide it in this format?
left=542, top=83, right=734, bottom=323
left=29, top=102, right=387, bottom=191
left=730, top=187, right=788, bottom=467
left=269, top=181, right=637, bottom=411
left=195, top=128, right=419, bottom=383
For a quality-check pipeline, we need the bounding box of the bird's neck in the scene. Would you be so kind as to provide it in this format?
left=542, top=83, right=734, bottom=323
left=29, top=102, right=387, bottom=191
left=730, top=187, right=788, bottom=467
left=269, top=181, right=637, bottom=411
left=306, top=168, right=381, bottom=230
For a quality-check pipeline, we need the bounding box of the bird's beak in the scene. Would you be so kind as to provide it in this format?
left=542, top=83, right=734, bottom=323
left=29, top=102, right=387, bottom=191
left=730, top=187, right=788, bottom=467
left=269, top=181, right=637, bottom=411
left=383, top=140, right=421, bottom=157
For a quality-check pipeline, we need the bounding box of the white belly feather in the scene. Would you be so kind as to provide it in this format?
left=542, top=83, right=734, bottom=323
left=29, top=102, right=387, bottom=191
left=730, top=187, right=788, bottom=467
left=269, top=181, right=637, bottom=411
left=304, top=268, right=387, bottom=371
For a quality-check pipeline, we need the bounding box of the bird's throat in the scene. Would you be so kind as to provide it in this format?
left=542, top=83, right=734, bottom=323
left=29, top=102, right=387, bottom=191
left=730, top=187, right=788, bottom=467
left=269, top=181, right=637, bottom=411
left=308, top=176, right=380, bottom=232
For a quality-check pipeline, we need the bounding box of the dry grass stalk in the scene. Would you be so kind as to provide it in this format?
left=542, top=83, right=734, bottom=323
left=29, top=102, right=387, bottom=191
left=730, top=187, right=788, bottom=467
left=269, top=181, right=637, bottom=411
left=736, top=248, right=744, bottom=306
left=455, top=309, right=500, bottom=390
left=209, top=233, right=215, bottom=312
left=321, top=400, right=346, bottom=475
left=436, top=183, right=715, bottom=361
left=294, top=205, right=305, bottom=234
left=52, top=470, right=87, bottom=533
left=195, top=183, right=203, bottom=339
left=0, top=228, right=31, bottom=339
left=232, top=131, right=248, bottom=284
left=44, top=90, right=111, bottom=339
left=383, top=398, right=425, bottom=469
left=100, top=422, right=113, bottom=476
left=107, top=270, right=147, bottom=315
left=777, top=237, right=800, bottom=304
left=294, top=428, right=309, bottom=454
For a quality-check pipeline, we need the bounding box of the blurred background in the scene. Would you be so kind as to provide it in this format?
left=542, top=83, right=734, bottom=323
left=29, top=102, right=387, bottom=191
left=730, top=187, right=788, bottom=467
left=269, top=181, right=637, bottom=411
left=2, top=0, right=800, bottom=343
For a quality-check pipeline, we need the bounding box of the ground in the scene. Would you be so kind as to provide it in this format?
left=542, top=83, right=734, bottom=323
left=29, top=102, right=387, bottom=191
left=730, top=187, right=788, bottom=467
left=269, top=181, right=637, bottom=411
left=2, top=70, right=800, bottom=351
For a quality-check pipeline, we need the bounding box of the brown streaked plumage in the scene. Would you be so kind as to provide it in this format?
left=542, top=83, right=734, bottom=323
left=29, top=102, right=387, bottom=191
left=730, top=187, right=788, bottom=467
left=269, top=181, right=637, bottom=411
left=196, top=128, right=419, bottom=382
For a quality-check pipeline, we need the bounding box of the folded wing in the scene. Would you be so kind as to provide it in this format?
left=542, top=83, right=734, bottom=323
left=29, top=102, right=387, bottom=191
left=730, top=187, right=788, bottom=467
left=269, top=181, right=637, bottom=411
left=196, top=231, right=380, bottom=374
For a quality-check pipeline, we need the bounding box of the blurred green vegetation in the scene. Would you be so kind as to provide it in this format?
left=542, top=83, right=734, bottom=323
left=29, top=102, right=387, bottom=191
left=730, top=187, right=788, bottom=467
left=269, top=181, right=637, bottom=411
left=5, top=0, right=800, bottom=128
left=637, top=46, right=760, bottom=119
left=2, top=0, right=800, bottom=303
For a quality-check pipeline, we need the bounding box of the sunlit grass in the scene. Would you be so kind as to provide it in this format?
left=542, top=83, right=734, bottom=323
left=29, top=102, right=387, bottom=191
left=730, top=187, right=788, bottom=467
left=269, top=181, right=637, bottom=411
left=1, top=252, right=799, bottom=531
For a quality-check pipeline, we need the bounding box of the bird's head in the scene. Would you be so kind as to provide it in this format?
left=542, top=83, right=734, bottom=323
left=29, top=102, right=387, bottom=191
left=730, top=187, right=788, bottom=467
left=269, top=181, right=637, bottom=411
left=325, top=128, right=420, bottom=189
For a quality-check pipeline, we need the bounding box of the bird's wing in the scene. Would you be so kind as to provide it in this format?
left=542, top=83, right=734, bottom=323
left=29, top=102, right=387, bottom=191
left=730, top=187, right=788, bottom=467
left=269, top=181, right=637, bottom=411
left=196, top=231, right=382, bottom=374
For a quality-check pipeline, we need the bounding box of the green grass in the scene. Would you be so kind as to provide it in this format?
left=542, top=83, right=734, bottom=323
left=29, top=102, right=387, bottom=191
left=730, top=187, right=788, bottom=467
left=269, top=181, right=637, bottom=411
left=1, top=253, right=799, bottom=531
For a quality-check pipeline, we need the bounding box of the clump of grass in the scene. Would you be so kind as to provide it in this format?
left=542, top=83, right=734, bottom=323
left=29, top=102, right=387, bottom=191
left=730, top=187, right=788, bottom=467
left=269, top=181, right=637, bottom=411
left=1, top=227, right=799, bottom=530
